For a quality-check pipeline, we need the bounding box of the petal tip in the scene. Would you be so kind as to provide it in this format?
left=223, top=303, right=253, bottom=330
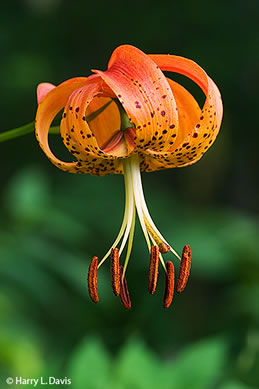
left=37, top=82, right=56, bottom=104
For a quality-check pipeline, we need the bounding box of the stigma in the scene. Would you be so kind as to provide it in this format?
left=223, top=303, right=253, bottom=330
left=87, top=154, right=191, bottom=309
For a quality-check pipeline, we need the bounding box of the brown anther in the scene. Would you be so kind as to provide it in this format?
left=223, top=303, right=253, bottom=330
left=163, top=261, right=175, bottom=309
left=176, top=244, right=191, bottom=293
left=158, top=242, right=170, bottom=254
left=110, top=248, right=120, bottom=296
left=87, top=256, right=99, bottom=303
left=119, top=266, right=131, bottom=310
left=148, top=245, right=159, bottom=294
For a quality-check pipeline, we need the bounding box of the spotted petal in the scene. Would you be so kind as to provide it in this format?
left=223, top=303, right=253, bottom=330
left=93, top=45, right=179, bottom=153
left=35, top=77, right=88, bottom=173
left=144, top=54, right=223, bottom=169
left=60, top=77, right=132, bottom=175
left=36, top=77, right=125, bottom=175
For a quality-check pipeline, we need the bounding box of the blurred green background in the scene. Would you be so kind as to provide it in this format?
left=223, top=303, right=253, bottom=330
left=0, top=0, right=259, bottom=388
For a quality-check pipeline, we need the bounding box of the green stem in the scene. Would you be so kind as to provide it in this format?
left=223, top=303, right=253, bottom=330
left=0, top=122, right=35, bottom=143
left=0, top=100, right=112, bottom=143
left=113, top=99, right=134, bottom=131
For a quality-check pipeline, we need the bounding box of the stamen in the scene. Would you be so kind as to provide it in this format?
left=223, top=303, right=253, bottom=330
left=97, top=161, right=133, bottom=269
left=128, top=158, right=151, bottom=251
left=148, top=245, right=159, bottom=294
left=122, top=206, right=136, bottom=280
left=163, top=261, right=175, bottom=309
left=158, top=242, right=170, bottom=254
left=130, top=155, right=181, bottom=261
left=119, top=265, right=131, bottom=310
left=146, top=221, right=170, bottom=253
left=145, top=215, right=181, bottom=260
left=119, top=161, right=135, bottom=256
left=87, top=256, right=99, bottom=303
left=149, top=235, right=167, bottom=272
left=110, top=248, right=120, bottom=296
left=176, top=244, right=191, bottom=293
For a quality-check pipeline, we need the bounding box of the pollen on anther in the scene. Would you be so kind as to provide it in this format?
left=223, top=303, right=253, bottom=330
left=176, top=244, right=191, bottom=293
left=148, top=245, right=159, bottom=294
left=87, top=256, right=99, bottom=303
left=110, top=248, right=120, bottom=296
left=158, top=242, right=170, bottom=254
left=163, top=261, right=175, bottom=309
left=119, top=266, right=131, bottom=310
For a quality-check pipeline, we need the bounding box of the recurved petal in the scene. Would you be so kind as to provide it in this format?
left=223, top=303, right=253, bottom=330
left=139, top=79, right=200, bottom=171
left=166, top=78, right=201, bottom=149
left=35, top=77, right=88, bottom=173
left=93, top=45, right=179, bottom=153
left=144, top=54, right=223, bottom=169
left=59, top=77, right=125, bottom=175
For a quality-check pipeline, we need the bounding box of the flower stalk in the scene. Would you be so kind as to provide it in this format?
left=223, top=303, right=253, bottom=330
left=0, top=100, right=112, bottom=143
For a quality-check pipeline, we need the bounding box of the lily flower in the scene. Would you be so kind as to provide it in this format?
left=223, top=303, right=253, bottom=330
left=35, top=45, right=223, bottom=309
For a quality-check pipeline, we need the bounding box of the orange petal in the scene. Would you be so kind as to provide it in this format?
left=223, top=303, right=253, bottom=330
left=149, top=54, right=210, bottom=94
left=139, top=79, right=200, bottom=172
left=37, top=82, right=56, bottom=104
left=166, top=78, right=201, bottom=149
left=85, top=96, right=120, bottom=148
left=60, top=77, right=129, bottom=171
left=35, top=77, right=88, bottom=173
left=144, top=54, right=223, bottom=169
left=93, top=45, right=179, bottom=153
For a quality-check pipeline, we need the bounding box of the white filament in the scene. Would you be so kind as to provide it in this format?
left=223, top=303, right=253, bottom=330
left=98, top=154, right=180, bottom=274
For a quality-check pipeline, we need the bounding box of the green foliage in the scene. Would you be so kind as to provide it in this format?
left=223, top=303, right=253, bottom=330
left=219, top=382, right=259, bottom=389
left=68, top=337, right=112, bottom=389
left=0, top=166, right=258, bottom=388
left=0, top=0, right=258, bottom=387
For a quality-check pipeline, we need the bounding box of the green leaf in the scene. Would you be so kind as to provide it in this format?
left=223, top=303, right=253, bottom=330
left=114, top=339, right=161, bottom=389
left=232, top=283, right=259, bottom=318
left=163, top=337, right=227, bottom=389
left=4, top=166, right=50, bottom=222
left=219, top=381, right=259, bottom=389
left=67, top=337, right=112, bottom=389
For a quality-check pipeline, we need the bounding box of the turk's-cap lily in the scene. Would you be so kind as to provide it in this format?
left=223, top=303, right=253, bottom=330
left=35, top=45, right=223, bottom=309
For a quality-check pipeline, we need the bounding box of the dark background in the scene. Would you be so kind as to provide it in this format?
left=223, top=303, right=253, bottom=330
left=0, top=0, right=258, bottom=388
